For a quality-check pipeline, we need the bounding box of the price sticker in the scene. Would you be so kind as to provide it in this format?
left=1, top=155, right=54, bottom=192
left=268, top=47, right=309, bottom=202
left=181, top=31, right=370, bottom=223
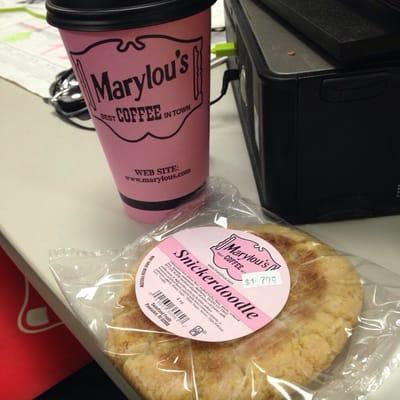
left=242, top=271, right=282, bottom=289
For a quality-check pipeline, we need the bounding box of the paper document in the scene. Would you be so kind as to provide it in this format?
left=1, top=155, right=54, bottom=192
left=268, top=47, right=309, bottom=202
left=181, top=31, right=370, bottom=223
left=0, top=1, right=69, bottom=97
left=0, top=1, right=226, bottom=98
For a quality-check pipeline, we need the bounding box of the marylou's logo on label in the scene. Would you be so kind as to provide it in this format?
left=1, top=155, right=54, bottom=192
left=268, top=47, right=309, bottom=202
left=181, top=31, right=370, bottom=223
left=70, top=35, right=203, bottom=142
left=210, top=234, right=282, bottom=281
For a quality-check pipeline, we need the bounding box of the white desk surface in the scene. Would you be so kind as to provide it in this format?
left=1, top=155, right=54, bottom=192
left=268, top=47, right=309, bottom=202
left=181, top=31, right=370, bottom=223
left=1, top=66, right=399, bottom=399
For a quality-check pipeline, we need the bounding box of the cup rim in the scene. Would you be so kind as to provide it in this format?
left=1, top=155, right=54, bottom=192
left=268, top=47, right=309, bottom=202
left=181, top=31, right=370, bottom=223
left=46, top=0, right=217, bottom=31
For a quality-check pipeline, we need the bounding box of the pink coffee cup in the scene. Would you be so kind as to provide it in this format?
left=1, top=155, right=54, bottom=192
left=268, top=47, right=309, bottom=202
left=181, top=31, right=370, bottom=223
left=46, top=0, right=217, bottom=223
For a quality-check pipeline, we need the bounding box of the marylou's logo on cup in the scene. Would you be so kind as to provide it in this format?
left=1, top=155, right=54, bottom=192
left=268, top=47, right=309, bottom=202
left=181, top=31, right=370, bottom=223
left=69, top=35, right=203, bottom=142
left=210, top=234, right=282, bottom=281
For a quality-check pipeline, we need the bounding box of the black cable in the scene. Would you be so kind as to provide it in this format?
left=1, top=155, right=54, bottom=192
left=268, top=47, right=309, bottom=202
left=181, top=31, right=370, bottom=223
left=57, top=113, right=96, bottom=131
left=210, top=68, right=241, bottom=106
left=44, top=96, right=96, bottom=131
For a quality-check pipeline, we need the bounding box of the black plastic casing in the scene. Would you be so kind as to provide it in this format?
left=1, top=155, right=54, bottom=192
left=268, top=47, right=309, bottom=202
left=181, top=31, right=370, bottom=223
left=226, top=0, right=400, bottom=224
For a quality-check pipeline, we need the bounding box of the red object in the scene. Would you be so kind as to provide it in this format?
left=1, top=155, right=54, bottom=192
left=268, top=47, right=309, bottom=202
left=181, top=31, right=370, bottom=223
left=0, top=247, right=91, bottom=400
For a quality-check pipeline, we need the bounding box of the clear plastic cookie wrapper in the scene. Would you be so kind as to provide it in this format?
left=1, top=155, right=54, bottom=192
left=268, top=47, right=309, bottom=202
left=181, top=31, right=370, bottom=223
left=50, top=178, right=400, bottom=400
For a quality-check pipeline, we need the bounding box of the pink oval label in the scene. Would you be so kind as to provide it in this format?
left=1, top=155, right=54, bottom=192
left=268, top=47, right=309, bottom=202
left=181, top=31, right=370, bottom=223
left=135, top=227, right=291, bottom=342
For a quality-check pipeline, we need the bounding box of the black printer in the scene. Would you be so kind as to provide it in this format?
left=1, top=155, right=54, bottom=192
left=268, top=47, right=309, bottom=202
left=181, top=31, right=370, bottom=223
left=225, top=0, right=400, bottom=224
